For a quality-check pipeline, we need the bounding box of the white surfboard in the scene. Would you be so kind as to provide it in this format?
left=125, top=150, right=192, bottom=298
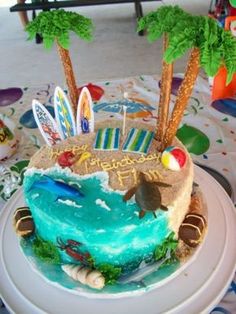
left=32, top=100, right=62, bottom=146
left=76, top=87, right=94, bottom=135
left=54, top=86, right=77, bottom=139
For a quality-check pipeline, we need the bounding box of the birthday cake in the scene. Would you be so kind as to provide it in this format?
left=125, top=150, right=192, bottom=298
left=14, top=3, right=235, bottom=294
left=13, top=85, right=207, bottom=293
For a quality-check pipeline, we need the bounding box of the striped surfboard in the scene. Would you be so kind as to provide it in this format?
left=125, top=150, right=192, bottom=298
left=94, top=128, right=120, bottom=151
left=122, top=128, right=154, bottom=154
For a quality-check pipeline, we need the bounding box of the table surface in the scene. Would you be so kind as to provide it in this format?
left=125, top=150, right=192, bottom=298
left=0, top=74, right=236, bottom=313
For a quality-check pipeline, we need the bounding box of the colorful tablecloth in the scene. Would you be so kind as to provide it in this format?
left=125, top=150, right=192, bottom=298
left=0, top=74, right=236, bottom=313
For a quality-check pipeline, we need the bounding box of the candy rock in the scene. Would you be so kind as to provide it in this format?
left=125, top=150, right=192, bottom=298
left=161, top=146, right=186, bottom=171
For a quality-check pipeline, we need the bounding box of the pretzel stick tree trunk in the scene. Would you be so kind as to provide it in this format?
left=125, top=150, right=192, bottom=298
left=25, top=10, right=93, bottom=118
left=156, top=33, right=173, bottom=142
left=161, top=47, right=200, bottom=150
left=56, top=41, right=78, bottom=116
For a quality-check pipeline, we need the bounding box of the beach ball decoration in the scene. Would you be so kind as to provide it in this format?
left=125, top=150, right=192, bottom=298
left=161, top=146, right=186, bottom=171
left=0, top=118, right=18, bottom=161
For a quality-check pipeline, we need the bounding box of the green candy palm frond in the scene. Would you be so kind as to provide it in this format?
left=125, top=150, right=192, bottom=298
left=221, top=30, right=236, bottom=84
left=138, top=5, right=236, bottom=84
left=137, top=5, right=190, bottom=42
left=139, top=5, right=236, bottom=149
left=197, top=16, right=236, bottom=83
left=164, top=16, right=197, bottom=63
left=198, top=16, right=222, bottom=77
left=26, top=9, right=94, bottom=49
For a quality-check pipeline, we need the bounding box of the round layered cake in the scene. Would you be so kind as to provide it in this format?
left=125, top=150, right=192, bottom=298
left=15, top=120, right=206, bottom=292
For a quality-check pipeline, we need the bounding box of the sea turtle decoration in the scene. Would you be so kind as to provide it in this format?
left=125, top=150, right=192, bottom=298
left=123, top=172, right=171, bottom=219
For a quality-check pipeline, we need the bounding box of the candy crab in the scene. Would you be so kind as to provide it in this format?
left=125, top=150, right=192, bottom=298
left=57, top=237, right=92, bottom=265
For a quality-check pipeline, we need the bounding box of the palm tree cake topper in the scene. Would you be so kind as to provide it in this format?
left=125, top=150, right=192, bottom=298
left=138, top=5, right=236, bottom=150
left=26, top=9, right=94, bottom=115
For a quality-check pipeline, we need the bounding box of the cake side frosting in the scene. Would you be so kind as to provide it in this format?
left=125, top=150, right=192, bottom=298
left=23, top=167, right=171, bottom=271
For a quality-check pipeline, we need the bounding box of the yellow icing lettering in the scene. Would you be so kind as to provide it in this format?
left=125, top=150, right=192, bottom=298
left=148, top=169, right=163, bottom=180
left=118, top=158, right=129, bottom=167
left=142, top=171, right=152, bottom=181
left=72, top=144, right=88, bottom=154
left=90, top=157, right=101, bottom=167
left=111, top=159, right=120, bottom=169
left=146, top=154, right=156, bottom=161
left=50, top=144, right=88, bottom=159
left=133, top=168, right=138, bottom=184
left=84, top=161, right=89, bottom=173
left=117, top=168, right=137, bottom=187
left=51, top=148, right=61, bottom=158
left=123, top=155, right=135, bottom=165
left=136, top=155, right=146, bottom=163
left=82, top=144, right=88, bottom=151
left=101, top=161, right=113, bottom=171
left=53, top=147, right=162, bottom=177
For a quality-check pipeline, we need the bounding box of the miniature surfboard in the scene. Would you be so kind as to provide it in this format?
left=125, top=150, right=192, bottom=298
left=54, top=86, right=77, bottom=139
left=32, top=100, right=62, bottom=146
left=76, top=87, right=94, bottom=135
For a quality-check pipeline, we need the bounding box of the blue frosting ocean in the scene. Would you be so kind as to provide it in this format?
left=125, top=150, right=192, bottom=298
left=24, top=167, right=171, bottom=271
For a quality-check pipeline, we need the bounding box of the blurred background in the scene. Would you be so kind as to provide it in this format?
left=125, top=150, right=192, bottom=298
left=0, top=0, right=211, bottom=87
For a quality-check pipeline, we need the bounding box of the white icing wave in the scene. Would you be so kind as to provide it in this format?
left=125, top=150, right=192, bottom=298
left=122, top=225, right=136, bottom=233
left=31, top=193, right=39, bottom=200
left=58, top=199, right=82, bottom=208
left=95, top=199, right=111, bottom=211
left=25, top=165, right=125, bottom=195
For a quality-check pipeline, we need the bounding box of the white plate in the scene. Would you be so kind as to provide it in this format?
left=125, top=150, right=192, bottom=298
left=0, top=166, right=236, bottom=314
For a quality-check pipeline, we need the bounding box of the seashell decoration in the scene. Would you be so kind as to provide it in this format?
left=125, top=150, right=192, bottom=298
left=62, top=264, right=105, bottom=290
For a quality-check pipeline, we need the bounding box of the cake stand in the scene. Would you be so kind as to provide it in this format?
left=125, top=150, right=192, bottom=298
left=0, top=166, right=236, bottom=314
